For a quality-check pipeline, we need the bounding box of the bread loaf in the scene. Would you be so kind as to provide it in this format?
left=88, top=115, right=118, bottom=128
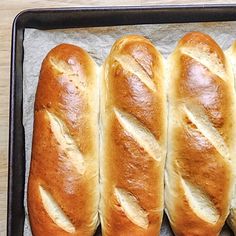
left=225, top=41, right=236, bottom=235
left=28, top=44, right=99, bottom=236
left=165, top=32, right=236, bottom=235
left=100, top=35, right=167, bottom=236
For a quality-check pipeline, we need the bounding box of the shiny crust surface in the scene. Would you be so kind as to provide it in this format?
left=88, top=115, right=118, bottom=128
left=226, top=41, right=236, bottom=235
left=100, top=35, right=166, bottom=236
left=165, top=32, right=236, bottom=236
left=28, top=44, right=99, bottom=236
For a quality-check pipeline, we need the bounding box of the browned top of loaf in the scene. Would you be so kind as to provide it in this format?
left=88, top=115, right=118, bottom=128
left=168, top=32, right=233, bottom=235
left=102, top=35, right=165, bottom=235
left=35, top=43, right=96, bottom=154
left=28, top=43, right=98, bottom=236
left=107, top=35, right=164, bottom=139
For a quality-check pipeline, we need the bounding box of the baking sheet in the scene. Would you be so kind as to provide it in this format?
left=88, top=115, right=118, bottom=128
left=23, top=22, right=236, bottom=235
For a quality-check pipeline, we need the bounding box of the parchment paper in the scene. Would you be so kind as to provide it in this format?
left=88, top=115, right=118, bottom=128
left=23, top=22, right=236, bottom=235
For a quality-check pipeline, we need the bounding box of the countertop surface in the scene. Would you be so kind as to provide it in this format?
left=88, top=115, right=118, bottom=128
left=1, top=0, right=236, bottom=235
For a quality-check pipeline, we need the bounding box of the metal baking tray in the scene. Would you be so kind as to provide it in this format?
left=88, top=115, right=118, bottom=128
left=8, top=5, right=236, bottom=236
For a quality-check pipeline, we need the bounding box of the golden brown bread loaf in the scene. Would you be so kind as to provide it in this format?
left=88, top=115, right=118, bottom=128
left=165, top=32, right=236, bottom=236
left=100, top=35, right=167, bottom=236
left=28, top=44, right=99, bottom=236
left=226, top=41, right=236, bottom=235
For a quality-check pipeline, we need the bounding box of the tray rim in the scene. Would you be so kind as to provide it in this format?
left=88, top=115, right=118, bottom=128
left=12, top=3, right=236, bottom=15
left=8, top=4, right=236, bottom=236
left=11, top=3, right=236, bottom=29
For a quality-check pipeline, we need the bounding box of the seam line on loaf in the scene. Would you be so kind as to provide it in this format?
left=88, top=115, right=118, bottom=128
left=181, top=47, right=226, bottom=80
left=114, top=108, right=162, bottom=161
left=39, top=185, right=76, bottom=233
left=114, top=187, right=149, bottom=229
left=114, top=54, right=157, bottom=92
left=181, top=178, right=220, bottom=224
left=49, top=57, right=87, bottom=91
left=183, top=104, right=229, bottom=160
left=47, top=111, right=85, bottom=174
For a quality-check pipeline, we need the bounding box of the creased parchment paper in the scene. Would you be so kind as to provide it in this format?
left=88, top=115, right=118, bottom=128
left=23, top=22, right=236, bottom=235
